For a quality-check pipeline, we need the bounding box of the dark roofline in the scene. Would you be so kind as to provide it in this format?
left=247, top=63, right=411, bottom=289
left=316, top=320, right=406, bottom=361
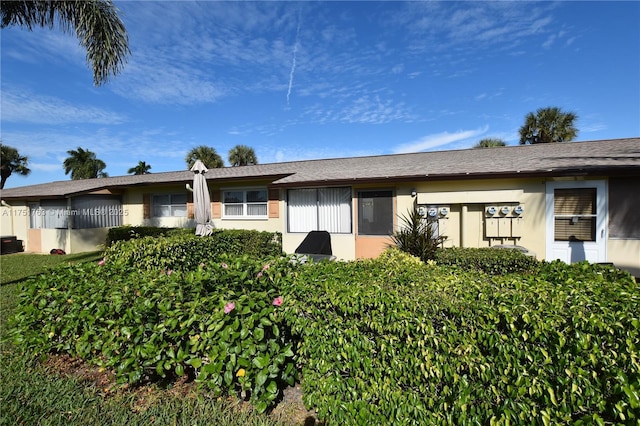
left=1, top=137, right=638, bottom=200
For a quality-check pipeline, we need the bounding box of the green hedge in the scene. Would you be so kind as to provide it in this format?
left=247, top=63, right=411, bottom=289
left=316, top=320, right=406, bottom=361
left=105, top=226, right=188, bottom=246
left=435, top=246, right=540, bottom=275
left=9, top=241, right=639, bottom=423
left=9, top=254, right=297, bottom=413
left=279, top=251, right=639, bottom=424
left=104, top=230, right=282, bottom=271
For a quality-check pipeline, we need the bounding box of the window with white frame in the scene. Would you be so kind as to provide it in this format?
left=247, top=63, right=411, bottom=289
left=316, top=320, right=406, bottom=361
left=288, top=187, right=352, bottom=233
left=223, top=189, right=268, bottom=218
left=553, top=188, right=596, bottom=242
left=152, top=194, right=187, bottom=217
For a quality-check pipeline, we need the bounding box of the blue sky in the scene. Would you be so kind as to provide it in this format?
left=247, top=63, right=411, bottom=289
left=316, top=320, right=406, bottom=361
left=1, top=1, right=639, bottom=188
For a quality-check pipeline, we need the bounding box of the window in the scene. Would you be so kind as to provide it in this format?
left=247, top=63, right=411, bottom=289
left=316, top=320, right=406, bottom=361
left=153, top=194, right=187, bottom=217
left=71, top=195, right=123, bottom=229
left=223, top=189, right=268, bottom=218
left=609, top=177, right=640, bottom=239
left=554, top=188, right=596, bottom=241
left=357, top=190, right=393, bottom=235
left=39, top=200, right=69, bottom=229
left=288, top=187, right=351, bottom=233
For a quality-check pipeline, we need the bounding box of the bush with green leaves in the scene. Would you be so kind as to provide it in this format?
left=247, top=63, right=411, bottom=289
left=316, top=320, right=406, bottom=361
left=105, top=225, right=187, bottom=246
left=391, top=206, right=445, bottom=262
left=104, top=230, right=282, bottom=271
left=435, top=246, right=540, bottom=275
left=9, top=253, right=297, bottom=413
left=9, top=237, right=639, bottom=423
left=278, top=250, right=639, bottom=425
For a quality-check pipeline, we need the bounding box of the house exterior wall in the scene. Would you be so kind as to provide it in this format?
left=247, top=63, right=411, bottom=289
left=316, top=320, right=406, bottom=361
left=124, top=185, right=195, bottom=228
left=608, top=239, right=640, bottom=278
left=3, top=175, right=638, bottom=278
left=415, top=178, right=546, bottom=258
left=1, top=203, right=29, bottom=246
left=70, top=228, right=110, bottom=253
left=283, top=232, right=356, bottom=260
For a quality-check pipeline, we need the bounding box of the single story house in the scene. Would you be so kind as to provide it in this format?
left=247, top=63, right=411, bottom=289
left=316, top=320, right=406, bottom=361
left=1, top=137, right=639, bottom=276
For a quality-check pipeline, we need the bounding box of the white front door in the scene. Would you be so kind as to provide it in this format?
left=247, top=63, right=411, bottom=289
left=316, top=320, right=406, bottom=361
left=545, top=180, right=607, bottom=263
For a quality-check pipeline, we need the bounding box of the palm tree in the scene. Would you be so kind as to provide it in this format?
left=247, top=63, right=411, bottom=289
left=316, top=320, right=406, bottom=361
left=127, top=161, right=151, bottom=175
left=228, top=145, right=258, bottom=166
left=63, top=147, right=108, bottom=179
left=0, top=143, right=31, bottom=189
left=519, top=107, right=578, bottom=145
left=1, top=0, right=130, bottom=86
left=185, top=146, right=224, bottom=169
left=474, top=138, right=506, bottom=148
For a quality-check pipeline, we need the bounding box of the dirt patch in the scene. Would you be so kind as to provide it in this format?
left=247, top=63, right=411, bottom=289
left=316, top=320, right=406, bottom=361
left=43, top=354, right=322, bottom=425
left=270, top=383, right=323, bottom=426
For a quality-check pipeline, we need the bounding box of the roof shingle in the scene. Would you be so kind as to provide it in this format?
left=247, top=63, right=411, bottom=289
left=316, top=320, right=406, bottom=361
left=1, top=138, right=638, bottom=200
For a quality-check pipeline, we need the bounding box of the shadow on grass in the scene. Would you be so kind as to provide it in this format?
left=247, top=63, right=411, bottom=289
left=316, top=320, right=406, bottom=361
left=0, top=251, right=103, bottom=286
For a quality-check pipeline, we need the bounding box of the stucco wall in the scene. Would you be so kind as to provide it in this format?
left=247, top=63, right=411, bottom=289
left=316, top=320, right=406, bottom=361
left=1, top=203, right=29, bottom=240
left=70, top=228, right=110, bottom=253
left=283, top=232, right=355, bottom=261
left=38, top=228, right=69, bottom=253
left=608, top=239, right=640, bottom=278
left=413, top=178, right=546, bottom=258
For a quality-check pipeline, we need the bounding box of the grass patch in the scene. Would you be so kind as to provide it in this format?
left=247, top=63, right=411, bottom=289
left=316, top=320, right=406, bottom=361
left=0, top=251, right=103, bottom=285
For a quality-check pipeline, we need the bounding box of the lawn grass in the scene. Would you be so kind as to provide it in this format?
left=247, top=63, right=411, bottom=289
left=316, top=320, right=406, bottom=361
left=0, top=251, right=104, bottom=285
left=0, top=252, right=288, bottom=426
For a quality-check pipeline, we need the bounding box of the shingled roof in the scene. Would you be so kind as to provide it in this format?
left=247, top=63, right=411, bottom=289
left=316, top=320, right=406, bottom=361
left=1, top=138, right=638, bottom=200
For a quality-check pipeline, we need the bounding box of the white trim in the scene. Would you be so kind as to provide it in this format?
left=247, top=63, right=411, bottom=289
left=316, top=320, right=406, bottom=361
left=545, top=180, right=607, bottom=263
left=222, top=187, right=268, bottom=220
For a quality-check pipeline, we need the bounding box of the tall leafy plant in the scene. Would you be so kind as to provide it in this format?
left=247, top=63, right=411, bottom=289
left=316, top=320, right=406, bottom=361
left=390, top=205, right=445, bottom=262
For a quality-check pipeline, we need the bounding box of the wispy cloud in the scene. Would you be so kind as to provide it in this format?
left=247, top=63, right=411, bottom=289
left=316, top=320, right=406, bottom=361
left=1, top=89, right=126, bottom=125
left=393, top=126, right=489, bottom=154
left=286, top=8, right=302, bottom=107
left=111, top=58, right=225, bottom=105
left=301, top=93, right=418, bottom=125
left=392, top=2, right=559, bottom=56
left=2, top=26, right=85, bottom=69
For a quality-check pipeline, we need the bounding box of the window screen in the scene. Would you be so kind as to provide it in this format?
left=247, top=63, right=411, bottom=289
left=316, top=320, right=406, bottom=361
left=71, top=195, right=123, bottom=229
left=554, top=188, right=596, bottom=241
left=357, top=190, right=393, bottom=236
left=609, top=177, right=640, bottom=239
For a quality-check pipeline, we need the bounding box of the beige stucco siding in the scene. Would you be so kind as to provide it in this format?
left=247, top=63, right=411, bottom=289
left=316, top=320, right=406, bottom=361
left=70, top=228, right=110, bottom=253
left=608, top=239, right=640, bottom=278
left=123, top=185, right=194, bottom=228
left=1, top=203, right=29, bottom=246
left=283, top=232, right=355, bottom=261
left=412, top=178, right=546, bottom=258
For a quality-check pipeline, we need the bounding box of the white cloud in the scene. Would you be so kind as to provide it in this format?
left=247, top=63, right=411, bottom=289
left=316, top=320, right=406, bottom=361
left=1, top=89, right=126, bottom=125
left=393, top=126, right=489, bottom=154
left=29, top=162, right=62, bottom=172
